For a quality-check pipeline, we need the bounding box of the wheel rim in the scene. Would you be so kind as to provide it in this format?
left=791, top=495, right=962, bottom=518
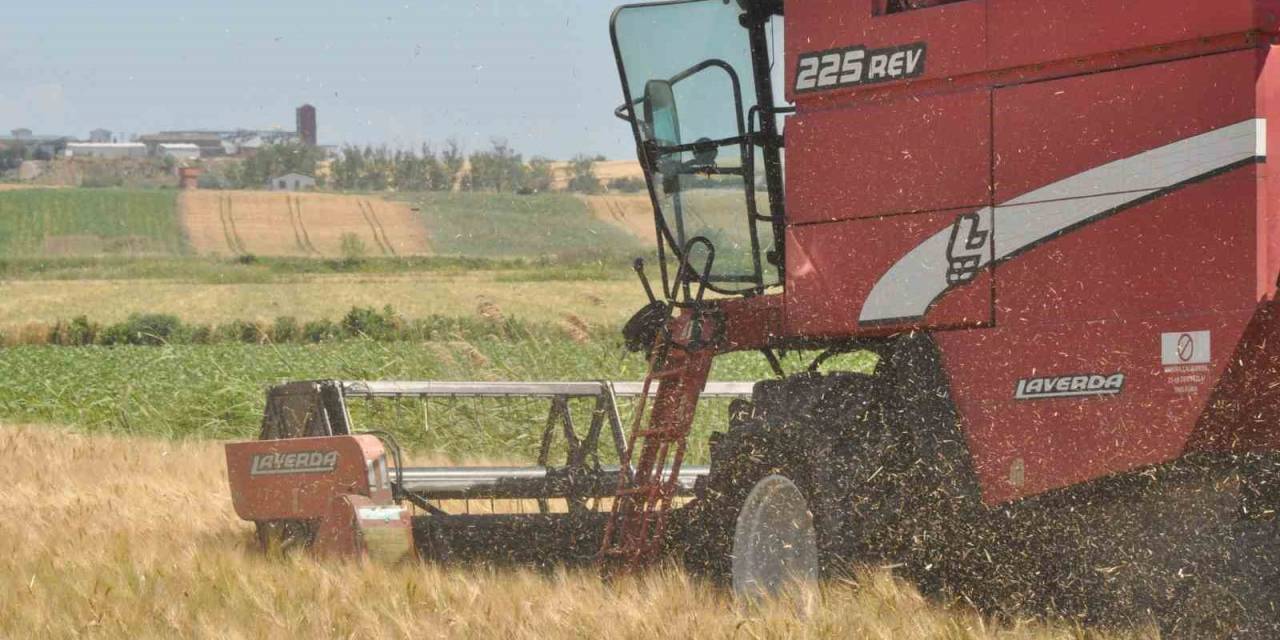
left=731, top=474, right=819, bottom=600
left=256, top=520, right=314, bottom=556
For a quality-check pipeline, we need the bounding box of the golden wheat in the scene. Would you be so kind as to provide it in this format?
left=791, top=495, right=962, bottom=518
left=180, top=190, right=432, bottom=258
left=0, top=424, right=1145, bottom=639
left=0, top=273, right=641, bottom=330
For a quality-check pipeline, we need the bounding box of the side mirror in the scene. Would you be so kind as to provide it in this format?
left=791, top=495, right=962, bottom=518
left=644, top=80, right=680, bottom=147
left=644, top=80, right=682, bottom=195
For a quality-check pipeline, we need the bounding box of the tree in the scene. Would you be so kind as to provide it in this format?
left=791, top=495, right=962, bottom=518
left=332, top=146, right=364, bottom=190
left=0, top=143, right=30, bottom=172
left=237, top=143, right=325, bottom=189
left=426, top=144, right=451, bottom=192
left=566, top=154, right=602, bottom=194
left=358, top=145, right=392, bottom=191
left=393, top=148, right=430, bottom=192
left=441, top=139, right=465, bottom=191
left=607, top=176, right=647, bottom=193
left=523, top=156, right=555, bottom=193
left=468, top=139, right=525, bottom=192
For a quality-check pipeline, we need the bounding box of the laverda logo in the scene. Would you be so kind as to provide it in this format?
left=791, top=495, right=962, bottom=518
left=1014, top=373, right=1126, bottom=401
left=795, top=42, right=926, bottom=93
left=250, top=450, right=339, bottom=476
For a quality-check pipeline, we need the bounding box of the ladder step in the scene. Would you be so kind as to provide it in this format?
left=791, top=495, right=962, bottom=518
left=617, top=483, right=679, bottom=498
left=613, top=485, right=659, bottom=497
left=633, top=430, right=679, bottom=439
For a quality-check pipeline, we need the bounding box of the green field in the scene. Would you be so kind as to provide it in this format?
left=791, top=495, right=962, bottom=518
left=414, top=191, right=642, bottom=258
left=0, top=254, right=633, bottom=283
left=0, top=185, right=774, bottom=462
left=0, top=189, right=184, bottom=256
left=0, top=338, right=818, bottom=462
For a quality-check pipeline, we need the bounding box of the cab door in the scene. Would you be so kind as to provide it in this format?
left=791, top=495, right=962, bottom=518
left=783, top=0, right=993, bottom=337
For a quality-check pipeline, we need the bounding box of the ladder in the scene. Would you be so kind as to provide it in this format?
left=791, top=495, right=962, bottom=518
left=599, top=333, right=715, bottom=568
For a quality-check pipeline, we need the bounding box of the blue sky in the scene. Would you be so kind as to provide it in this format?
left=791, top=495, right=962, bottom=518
left=0, top=1, right=636, bottom=158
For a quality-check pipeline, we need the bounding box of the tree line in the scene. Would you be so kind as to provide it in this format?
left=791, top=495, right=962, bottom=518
left=3, top=137, right=651, bottom=195
left=329, top=139, right=617, bottom=194
left=211, top=139, right=635, bottom=194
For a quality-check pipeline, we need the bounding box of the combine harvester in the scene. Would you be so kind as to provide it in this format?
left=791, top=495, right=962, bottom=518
left=227, top=0, right=1280, bottom=634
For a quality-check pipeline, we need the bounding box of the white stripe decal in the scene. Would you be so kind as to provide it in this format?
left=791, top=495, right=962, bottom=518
left=858, top=119, right=1266, bottom=323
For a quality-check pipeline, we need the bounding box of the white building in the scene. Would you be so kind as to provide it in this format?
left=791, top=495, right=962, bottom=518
left=268, top=173, right=316, bottom=191
left=158, top=143, right=201, bottom=161
left=64, top=142, right=148, bottom=159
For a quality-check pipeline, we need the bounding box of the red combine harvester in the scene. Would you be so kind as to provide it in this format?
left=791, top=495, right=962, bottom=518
left=227, top=0, right=1280, bottom=634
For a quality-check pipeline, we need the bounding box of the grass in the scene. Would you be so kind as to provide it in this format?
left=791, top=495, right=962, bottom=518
left=0, top=254, right=637, bottom=283
left=0, top=189, right=184, bottom=256
left=0, top=338, right=797, bottom=463
left=414, top=192, right=642, bottom=258
left=0, top=424, right=1136, bottom=639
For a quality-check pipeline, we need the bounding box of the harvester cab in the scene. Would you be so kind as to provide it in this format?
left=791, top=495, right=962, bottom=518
left=226, top=0, right=1280, bottom=635
left=611, top=0, right=786, bottom=299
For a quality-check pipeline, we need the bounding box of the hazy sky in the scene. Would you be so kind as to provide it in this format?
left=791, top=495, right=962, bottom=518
left=0, top=1, right=637, bottom=159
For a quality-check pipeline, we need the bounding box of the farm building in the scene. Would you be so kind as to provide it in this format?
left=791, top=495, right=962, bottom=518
left=158, top=143, right=201, bottom=161
left=139, top=132, right=226, bottom=158
left=2, top=129, right=74, bottom=158
left=268, top=173, right=316, bottom=191
left=65, top=142, right=148, bottom=159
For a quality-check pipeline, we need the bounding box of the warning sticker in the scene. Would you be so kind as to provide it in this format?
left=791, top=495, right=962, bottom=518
left=1161, top=331, right=1211, bottom=394
left=1161, top=331, right=1211, bottom=366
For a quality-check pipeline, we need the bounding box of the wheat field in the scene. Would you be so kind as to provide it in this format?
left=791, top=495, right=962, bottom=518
left=0, top=423, right=1145, bottom=639
left=0, top=272, right=642, bottom=328
left=180, top=191, right=431, bottom=258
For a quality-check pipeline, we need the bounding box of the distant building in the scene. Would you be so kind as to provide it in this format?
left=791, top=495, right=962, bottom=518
left=139, top=133, right=225, bottom=158
left=158, top=143, right=201, bottom=161
left=0, top=129, right=70, bottom=158
left=135, top=105, right=316, bottom=157
left=65, top=142, right=148, bottom=159
left=296, top=104, right=317, bottom=146
left=268, top=173, right=316, bottom=191
left=89, top=129, right=113, bottom=143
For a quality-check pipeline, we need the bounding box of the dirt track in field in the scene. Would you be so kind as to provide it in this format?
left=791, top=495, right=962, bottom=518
left=180, top=190, right=431, bottom=257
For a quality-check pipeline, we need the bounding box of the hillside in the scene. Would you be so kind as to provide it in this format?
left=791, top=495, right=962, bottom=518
left=181, top=190, right=431, bottom=258
left=413, top=191, right=642, bottom=259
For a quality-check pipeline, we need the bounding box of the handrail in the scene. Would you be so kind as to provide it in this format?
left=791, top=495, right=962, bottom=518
left=339, top=380, right=753, bottom=399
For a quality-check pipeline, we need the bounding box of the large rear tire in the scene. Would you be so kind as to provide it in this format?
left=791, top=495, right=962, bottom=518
left=679, top=369, right=941, bottom=591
